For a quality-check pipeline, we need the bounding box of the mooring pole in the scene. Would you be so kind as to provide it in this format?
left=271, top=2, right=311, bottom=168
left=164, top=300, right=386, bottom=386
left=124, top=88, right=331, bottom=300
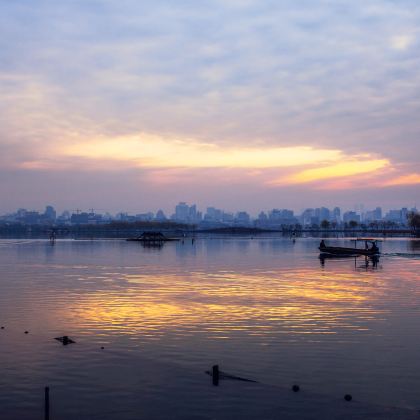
left=45, top=386, right=50, bottom=420
left=212, top=365, right=219, bottom=386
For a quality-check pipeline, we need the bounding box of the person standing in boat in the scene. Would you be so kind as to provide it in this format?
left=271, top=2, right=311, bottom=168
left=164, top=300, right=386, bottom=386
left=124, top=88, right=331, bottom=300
left=371, top=241, right=379, bottom=253
left=320, top=239, right=326, bottom=248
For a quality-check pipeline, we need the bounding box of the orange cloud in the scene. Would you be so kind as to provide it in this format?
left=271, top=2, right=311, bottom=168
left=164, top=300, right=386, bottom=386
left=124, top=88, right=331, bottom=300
left=63, top=134, right=343, bottom=169
left=270, top=158, right=389, bottom=186
left=382, top=173, right=420, bottom=186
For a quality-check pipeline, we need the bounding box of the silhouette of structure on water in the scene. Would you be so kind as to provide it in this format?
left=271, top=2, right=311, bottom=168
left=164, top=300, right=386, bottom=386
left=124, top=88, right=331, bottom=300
left=126, top=231, right=180, bottom=243
left=54, top=336, right=75, bottom=345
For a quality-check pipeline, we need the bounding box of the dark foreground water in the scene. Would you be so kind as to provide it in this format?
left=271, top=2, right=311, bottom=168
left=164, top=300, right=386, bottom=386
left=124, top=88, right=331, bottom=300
left=0, top=236, right=419, bottom=419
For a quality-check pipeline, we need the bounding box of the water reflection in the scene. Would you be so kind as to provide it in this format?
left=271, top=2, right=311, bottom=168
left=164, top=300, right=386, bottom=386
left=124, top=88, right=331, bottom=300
left=319, top=254, right=380, bottom=271
left=1, top=237, right=420, bottom=413
left=409, top=239, right=420, bottom=252
left=48, top=263, right=389, bottom=342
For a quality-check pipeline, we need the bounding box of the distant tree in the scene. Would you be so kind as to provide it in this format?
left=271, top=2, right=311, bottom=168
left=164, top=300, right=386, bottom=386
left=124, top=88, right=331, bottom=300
left=349, top=220, right=358, bottom=229
left=384, top=220, right=397, bottom=230
left=320, top=219, right=330, bottom=230
left=408, top=212, right=420, bottom=231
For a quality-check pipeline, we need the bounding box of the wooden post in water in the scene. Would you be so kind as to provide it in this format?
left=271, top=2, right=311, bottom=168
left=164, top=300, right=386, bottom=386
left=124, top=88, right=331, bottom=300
left=212, top=365, right=219, bottom=386
left=44, top=386, right=50, bottom=420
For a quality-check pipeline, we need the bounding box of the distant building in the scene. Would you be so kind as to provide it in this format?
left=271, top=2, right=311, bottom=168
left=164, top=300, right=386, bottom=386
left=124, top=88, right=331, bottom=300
left=70, top=212, right=90, bottom=224
left=205, top=207, right=223, bottom=222
left=57, top=211, right=71, bottom=224
left=315, top=207, right=330, bottom=222
left=222, top=212, right=234, bottom=223
left=173, top=202, right=200, bottom=223
left=301, top=208, right=315, bottom=226
left=343, top=211, right=360, bottom=223
left=135, top=212, right=154, bottom=222
left=384, top=208, right=409, bottom=224
left=175, top=202, right=189, bottom=222
left=44, top=205, right=56, bottom=222
left=332, top=207, right=341, bottom=222
left=235, top=211, right=251, bottom=225
left=155, top=209, right=167, bottom=221
left=258, top=211, right=268, bottom=223
left=363, top=207, right=382, bottom=222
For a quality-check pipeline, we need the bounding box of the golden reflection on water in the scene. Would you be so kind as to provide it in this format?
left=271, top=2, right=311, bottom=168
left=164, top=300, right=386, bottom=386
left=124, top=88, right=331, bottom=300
left=65, top=267, right=388, bottom=338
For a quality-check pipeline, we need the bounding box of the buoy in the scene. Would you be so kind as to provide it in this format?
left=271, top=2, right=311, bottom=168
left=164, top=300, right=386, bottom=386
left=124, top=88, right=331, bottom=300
left=344, top=394, right=352, bottom=401
left=292, top=385, right=300, bottom=392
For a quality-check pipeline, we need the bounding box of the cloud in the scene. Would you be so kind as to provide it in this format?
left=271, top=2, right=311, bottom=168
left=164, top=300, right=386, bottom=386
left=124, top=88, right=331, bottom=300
left=390, top=34, right=415, bottom=50
left=0, top=0, right=419, bottom=211
left=62, top=134, right=343, bottom=169
left=382, top=173, right=420, bottom=186
left=279, top=158, right=390, bottom=184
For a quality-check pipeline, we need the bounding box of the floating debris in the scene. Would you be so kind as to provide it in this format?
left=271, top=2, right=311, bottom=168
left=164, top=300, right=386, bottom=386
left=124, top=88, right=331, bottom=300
left=24, top=331, right=29, bottom=334
left=344, top=394, right=353, bottom=402
left=292, top=385, right=300, bottom=392
left=1, top=326, right=4, bottom=330
left=54, top=336, right=75, bottom=345
left=100, top=346, right=105, bottom=350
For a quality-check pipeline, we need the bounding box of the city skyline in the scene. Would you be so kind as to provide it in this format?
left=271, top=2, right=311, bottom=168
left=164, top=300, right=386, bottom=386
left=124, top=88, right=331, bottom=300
left=1, top=1, right=419, bottom=212
left=1, top=202, right=416, bottom=227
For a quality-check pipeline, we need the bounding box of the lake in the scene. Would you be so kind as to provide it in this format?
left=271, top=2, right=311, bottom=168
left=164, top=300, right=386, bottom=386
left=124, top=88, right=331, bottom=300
left=0, top=236, right=419, bottom=419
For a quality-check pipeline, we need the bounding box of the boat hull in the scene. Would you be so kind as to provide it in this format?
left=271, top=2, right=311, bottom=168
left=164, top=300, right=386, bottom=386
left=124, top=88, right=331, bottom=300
left=319, top=246, right=379, bottom=256
left=126, top=238, right=179, bottom=242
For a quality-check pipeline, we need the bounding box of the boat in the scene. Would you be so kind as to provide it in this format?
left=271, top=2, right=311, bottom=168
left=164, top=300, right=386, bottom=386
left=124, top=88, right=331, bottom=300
left=319, top=238, right=380, bottom=256
left=126, top=231, right=180, bottom=243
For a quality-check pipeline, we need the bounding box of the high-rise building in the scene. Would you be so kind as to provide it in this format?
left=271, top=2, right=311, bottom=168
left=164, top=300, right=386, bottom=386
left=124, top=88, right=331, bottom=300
left=235, top=211, right=250, bottom=225
left=44, top=205, right=56, bottom=222
left=205, top=207, right=223, bottom=222
left=343, top=211, right=360, bottom=223
left=332, top=207, right=341, bottom=222
left=258, top=211, right=268, bottom=222
left=175, top=202, right=189, bottom=221
left=301, top=208, right=315, bottom=226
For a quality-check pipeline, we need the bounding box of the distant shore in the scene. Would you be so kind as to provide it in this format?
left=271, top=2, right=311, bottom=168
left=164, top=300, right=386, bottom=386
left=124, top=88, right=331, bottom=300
left=0, top=221, right=417, bottom=239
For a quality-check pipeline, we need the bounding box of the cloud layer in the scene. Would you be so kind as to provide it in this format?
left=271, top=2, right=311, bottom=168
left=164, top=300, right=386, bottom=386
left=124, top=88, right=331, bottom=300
left=0, top=0, right=419, bottom=212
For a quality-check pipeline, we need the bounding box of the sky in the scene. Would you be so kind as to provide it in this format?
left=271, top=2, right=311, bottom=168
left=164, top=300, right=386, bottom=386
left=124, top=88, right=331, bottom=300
left=0, top=0, right=419, bottom=215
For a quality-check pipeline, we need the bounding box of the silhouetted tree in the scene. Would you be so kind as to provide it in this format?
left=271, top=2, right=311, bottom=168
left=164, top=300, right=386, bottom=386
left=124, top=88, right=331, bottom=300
left=408, top=212, right=420, bottom=231
left=321, top=219, right=330, bottom=229
left=349, top=220, right=358, bottom=229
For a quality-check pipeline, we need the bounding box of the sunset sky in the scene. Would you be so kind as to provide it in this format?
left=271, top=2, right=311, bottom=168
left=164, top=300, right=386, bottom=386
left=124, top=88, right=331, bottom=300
left=0, top=0, right=419, bottom=214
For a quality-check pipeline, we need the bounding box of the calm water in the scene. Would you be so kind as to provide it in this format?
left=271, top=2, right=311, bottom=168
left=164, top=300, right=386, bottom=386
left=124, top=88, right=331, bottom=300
left=0, top=236, right=419, bottom=419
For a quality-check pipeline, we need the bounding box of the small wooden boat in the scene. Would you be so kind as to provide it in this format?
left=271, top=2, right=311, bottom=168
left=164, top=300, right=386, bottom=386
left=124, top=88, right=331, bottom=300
left=127, top=231, right=180, bottom=243
left=319, top=238, right=380, bottom=256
